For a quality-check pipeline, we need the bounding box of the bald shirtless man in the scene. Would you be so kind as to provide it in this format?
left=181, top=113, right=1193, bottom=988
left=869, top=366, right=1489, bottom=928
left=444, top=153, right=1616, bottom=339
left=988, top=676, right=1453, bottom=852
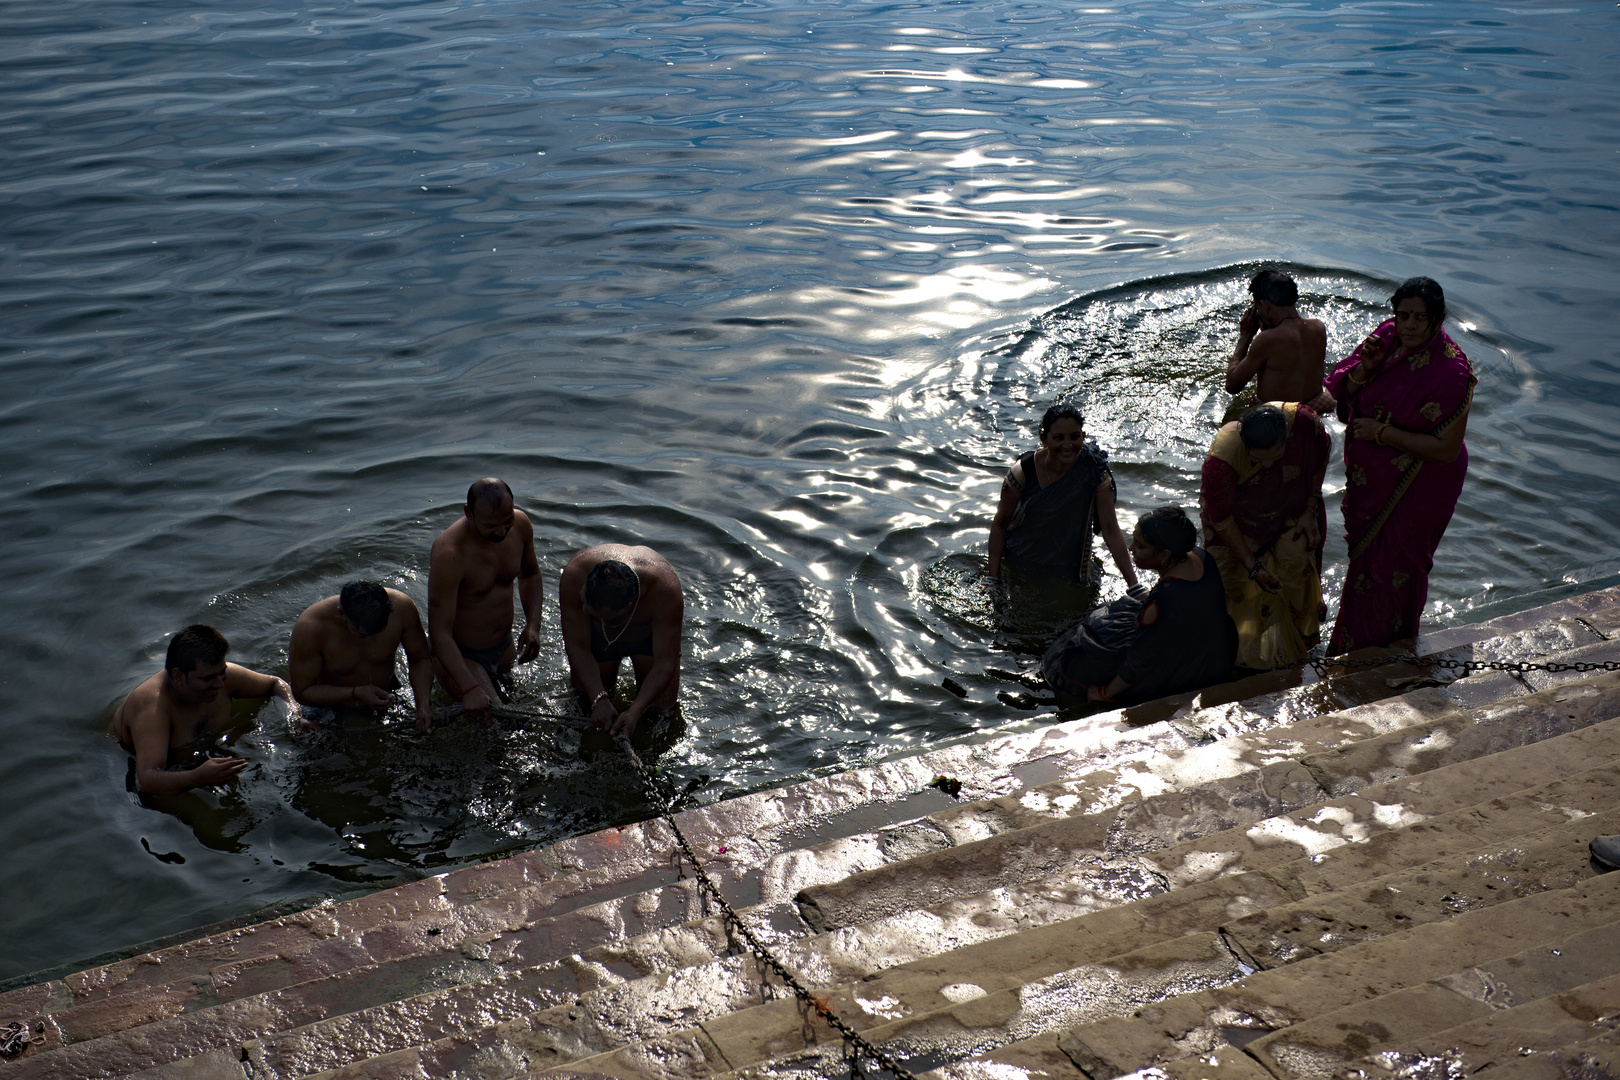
left=428, top=477, right=544, bottom=722
left=288, top=580, right=436, bottom=733
left=111, top=624, right=294, bottom=795
left=559, top=545, right=683, bottom=740
left=1226, top=270, right=1327, bottom=407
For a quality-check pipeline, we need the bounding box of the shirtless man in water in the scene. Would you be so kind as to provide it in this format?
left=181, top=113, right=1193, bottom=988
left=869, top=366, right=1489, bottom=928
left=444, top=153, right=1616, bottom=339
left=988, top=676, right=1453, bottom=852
left=111, top=624, right=294, bottom=795
left=559, top=545, right=683, bottom=740
left=428, top=477, right=544, bottom=723
left=288, top=580, right=436, bottom=733
left=1225, top=270, right=1327, bottom=406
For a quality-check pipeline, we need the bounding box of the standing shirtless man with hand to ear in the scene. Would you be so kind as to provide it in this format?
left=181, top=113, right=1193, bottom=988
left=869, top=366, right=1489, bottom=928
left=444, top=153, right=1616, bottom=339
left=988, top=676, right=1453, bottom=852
left=1226, top=269, right=1328, bottom=408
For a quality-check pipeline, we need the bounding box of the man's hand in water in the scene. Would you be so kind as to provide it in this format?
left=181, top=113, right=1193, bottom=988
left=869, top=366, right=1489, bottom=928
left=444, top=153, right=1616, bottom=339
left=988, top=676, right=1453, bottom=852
left=517, top=622, right=541, bottom=665
left=197, top=755, right=248, bottom=788
left=415, top=706, right=436, bottom=736
left=462, top=684, right=495, bottom=722
left=590, top=694, right=619, bottom=733
left=609, top=709, right=639, bottom=740
left=355, top=685, right=396, bottom=710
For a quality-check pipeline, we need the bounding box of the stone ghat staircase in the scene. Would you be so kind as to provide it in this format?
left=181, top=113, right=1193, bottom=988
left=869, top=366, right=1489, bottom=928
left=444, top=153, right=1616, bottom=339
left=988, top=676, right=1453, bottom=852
left=5, top=589, right=1620, bottom=1080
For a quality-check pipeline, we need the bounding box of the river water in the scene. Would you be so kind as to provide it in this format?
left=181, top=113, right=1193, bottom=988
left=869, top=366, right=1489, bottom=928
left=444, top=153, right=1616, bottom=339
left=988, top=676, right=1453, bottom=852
left=2, top=0, right=1617, bottom=980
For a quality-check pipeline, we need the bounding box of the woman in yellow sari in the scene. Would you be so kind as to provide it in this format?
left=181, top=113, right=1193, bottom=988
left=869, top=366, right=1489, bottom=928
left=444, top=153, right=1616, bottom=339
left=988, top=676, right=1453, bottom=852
left=1199, top=402, right=1331, bottom=669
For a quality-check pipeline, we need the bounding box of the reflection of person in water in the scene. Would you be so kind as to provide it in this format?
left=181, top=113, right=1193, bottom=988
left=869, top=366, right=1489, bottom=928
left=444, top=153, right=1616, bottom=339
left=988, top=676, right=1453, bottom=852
left=1043, top=507, right=1236, bottom=707
left=110, top=624, right=294, bottom=794
left=428, top=477, right=544, bottom=724
left=288, top=581, right=436, bottom=733
left=559, top=545, right=683, bottom=740
left=1201, top=403, right=1330, bottom=669
left=986, top=404, right=1137, bottom=590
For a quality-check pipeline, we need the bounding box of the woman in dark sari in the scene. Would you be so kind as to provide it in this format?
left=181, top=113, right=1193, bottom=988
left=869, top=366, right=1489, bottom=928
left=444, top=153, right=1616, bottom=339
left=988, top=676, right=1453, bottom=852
left=1318, top=277, right=1476, bottom=653
left=1043, top=506, right=1237, bottom=706
left=986, top=404, right=1137, bottom=589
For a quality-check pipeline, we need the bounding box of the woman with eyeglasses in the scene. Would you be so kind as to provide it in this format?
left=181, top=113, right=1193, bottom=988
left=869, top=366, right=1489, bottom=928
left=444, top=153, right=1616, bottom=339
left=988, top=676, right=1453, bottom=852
left=1316, top=277, right=1476, bottom=653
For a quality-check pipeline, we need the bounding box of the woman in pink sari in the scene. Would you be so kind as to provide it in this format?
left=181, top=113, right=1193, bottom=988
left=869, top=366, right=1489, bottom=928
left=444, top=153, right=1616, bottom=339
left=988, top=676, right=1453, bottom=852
left=1320, top=277, right=1476, bottom=653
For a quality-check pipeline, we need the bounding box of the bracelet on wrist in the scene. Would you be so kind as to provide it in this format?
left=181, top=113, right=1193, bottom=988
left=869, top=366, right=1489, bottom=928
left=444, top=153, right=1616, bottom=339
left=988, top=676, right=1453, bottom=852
left=1093, top=684, right=1114, bottom=703
left=592, top=690, right=611, bottom=705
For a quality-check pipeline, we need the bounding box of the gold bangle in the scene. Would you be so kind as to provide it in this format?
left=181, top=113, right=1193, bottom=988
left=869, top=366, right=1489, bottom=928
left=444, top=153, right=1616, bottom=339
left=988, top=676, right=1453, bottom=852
left=1375, top=423, right=1390, bottom=446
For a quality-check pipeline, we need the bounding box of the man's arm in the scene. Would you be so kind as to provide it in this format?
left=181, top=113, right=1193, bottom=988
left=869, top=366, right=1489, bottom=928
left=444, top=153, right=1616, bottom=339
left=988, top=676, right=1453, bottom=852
left=558, top=560, right=613, bottom=725
left=396, top=595, right=437, bottom=734
left=224, top=662, right=294, bottom=706
left=514, top=514, right=544, bottom=664
left=427, top=538, right=490, bottom=714
left=1226, top=325, right=1273, bottom=395
left=613, top=592, right=683, bottom=739
left=127, top=700, right=246, bottom=796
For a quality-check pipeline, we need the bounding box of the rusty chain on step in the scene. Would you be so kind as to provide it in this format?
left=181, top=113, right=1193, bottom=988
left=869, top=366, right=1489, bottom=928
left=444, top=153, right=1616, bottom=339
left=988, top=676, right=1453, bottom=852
left=615, top=737, right=918, bottom=1080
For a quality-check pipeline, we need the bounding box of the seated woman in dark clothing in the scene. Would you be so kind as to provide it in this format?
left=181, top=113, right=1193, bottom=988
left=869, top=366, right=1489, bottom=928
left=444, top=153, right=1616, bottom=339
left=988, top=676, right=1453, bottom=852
left=1042, top=506, right=1238, bottom=707
left=986, top=404, right=1137, bottom=589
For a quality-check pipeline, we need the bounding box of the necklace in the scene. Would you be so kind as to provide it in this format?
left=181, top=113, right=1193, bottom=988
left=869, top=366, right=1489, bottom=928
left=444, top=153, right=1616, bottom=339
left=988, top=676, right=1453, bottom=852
left=600, top=568, right=642, bottom=646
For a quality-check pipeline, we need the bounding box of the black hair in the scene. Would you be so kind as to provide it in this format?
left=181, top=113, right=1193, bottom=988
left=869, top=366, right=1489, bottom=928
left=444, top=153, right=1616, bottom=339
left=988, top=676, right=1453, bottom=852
left=1390, top=276, right=1445, bottom=326
left=466, top=476, right=514, bottom=511
left=1137, top=506, right=1198, bottom=561
left=339, top=580, right=393, bottom=636
left=584, top=560, right=639, bottom=611
left=166, top=624, right=229, bottom=674
left=1249, top=270, right=1298, bottom=308
left=1238, top=404, right=1288, bottom=452
left=1039, top=404, right=1084, bottom=438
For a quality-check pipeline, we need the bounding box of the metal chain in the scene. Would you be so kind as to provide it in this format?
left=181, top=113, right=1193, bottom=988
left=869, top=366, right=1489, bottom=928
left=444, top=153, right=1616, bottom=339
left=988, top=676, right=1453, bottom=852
left=1307, top=652, right=1620, bottom=678
left=615, top=737, right=918, bottom=1080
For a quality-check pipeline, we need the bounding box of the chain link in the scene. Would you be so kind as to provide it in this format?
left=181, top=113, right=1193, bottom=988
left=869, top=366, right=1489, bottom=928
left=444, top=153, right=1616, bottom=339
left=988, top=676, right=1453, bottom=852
left=615, top=738, right=918, bottom=1080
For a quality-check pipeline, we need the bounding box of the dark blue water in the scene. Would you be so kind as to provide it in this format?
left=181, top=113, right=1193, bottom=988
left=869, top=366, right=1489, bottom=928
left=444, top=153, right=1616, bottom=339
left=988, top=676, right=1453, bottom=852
left=1, top=0, right=1617, bottom=979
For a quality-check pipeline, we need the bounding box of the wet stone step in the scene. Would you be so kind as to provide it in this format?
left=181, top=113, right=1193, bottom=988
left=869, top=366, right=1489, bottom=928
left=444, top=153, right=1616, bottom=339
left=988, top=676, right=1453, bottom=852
left=1223, top=808, right=1620, bottom=973
left=1018, top=874, right=1620, bottom=1080
left=1265, top=968, right=1620, bottom=1080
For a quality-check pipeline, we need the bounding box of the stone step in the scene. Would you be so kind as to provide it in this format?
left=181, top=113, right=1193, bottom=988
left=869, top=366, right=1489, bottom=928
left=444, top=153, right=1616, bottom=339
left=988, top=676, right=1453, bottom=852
left=524, top=800, right=1620, bottom=1080
left=222, top=672, right=1620, bottom=1080
left=1245, top=926, right=1620, bottom=1079
left=964, top=757, right=1620, bottom=1079
left=934, top=873, right=1620, bottom=1080
left=799, top=669, right=1620, bottom=931
left=1445, top=1029, right=1620, bottom=1080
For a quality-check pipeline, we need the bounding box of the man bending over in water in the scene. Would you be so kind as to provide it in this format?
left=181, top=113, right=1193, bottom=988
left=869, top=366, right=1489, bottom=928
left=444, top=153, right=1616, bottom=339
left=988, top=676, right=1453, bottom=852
left=1226, top=270, right=1327, bottom=407
left=111, top=624, right=294, bottom=794
left=428, top=477, right=544, bottom=723
left=288, top=580, right=436, bottom=733
left=559, top=545, right=682, bottom=740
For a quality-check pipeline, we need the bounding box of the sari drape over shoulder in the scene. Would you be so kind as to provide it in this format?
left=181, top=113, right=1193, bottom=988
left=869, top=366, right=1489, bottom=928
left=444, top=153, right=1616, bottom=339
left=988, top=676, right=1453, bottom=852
left=1003, top=442, right=1112, bottom=583
left=1200, top=402, right=1331, bottom=668
left=1322, top=320, right=1476, bottom=653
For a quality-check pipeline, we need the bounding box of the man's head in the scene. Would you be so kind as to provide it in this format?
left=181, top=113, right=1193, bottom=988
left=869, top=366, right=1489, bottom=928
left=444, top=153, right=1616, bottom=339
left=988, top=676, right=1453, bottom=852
left=464, top=477, right=516, bottom=543
left=339, top=580, right=393, bottom=637
left=1249, top=270, right=1298, bottom=309
left=165, top=624, right=229, bottom=702
left=1238, top=405, right=1289, bottom=465
left=583, top=560, right=639, bottom=620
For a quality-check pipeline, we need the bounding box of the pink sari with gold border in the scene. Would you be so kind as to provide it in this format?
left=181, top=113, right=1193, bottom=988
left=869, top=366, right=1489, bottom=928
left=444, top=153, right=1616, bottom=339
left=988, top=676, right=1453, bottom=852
left=1323, top=318, right=1476, bottom=653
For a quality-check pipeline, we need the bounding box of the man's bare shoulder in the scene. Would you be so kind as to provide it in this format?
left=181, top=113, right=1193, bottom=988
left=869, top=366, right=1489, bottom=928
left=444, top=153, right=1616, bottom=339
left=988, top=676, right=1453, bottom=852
left=114, top=671, right=171, bottom=734
left=430, top=518, right=472, bottom=567
left=386, top=588, right=421, bottom=617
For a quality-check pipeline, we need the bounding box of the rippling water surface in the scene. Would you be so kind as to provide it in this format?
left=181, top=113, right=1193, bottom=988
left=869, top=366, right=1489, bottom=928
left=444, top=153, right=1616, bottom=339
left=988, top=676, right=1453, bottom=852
left=2, top=0, right=1617, bottom=978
